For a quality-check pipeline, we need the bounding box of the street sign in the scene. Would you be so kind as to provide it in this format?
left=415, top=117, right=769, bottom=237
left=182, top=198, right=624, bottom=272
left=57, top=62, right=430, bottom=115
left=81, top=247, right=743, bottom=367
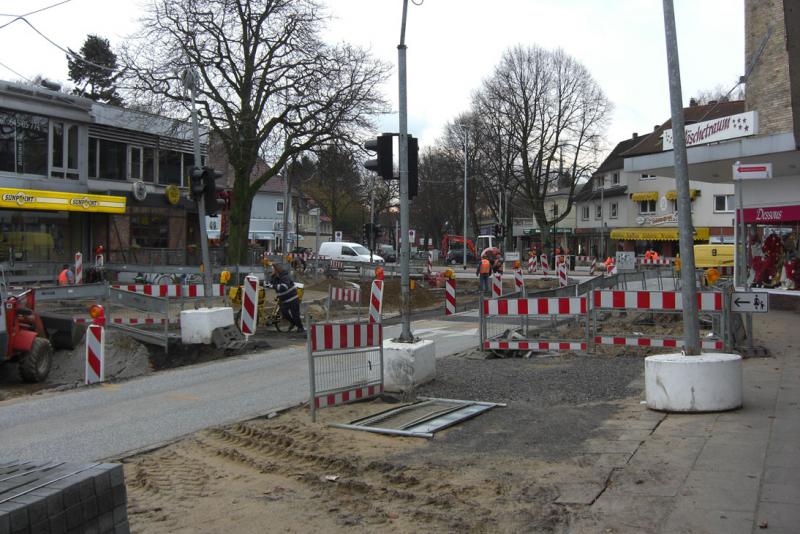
left=408, top=229, right=416, bottom=243
left=733, top=163, right=772, bottom=180
left=615, top=251, right=636, bottom=272
left=334, top=231, right=342, bottom=242
left=731, top=291, right=769, bottom=313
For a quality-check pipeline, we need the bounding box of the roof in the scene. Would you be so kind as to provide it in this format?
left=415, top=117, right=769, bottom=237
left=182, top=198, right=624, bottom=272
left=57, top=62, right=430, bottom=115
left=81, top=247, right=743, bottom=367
left=622, top=100, right=745, bottom=158
left=575, top=180, right=628, bottom=202
left=594, top=136, right=643, bottom=175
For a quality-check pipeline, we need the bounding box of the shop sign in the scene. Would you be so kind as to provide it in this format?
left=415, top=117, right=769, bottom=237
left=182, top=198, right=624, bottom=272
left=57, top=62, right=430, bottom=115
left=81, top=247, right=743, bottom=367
left=0, top=187, right=126, bottom=214
left=636, top=213, right=677, bottom=226
left=165, top=185, right=181, bottom=205
left=740, top=205, right=800, bottom=224
left=662, top=111, right=757, bottom=150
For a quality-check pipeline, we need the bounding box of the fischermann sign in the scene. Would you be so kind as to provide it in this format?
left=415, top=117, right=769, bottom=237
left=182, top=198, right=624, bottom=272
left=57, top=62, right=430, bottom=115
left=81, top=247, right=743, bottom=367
left=662, top=111, right=758, bottom=150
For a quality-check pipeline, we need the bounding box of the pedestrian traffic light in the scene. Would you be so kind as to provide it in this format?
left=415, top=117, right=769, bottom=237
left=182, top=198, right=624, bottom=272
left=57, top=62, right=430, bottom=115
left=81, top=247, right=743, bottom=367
left=201, top=166, right=225, bottom=217
left=189, top=167, right=205, bottom=200
left=408, top=135, right=419, bottom=199
left=364, top=134, right=393, bottom=180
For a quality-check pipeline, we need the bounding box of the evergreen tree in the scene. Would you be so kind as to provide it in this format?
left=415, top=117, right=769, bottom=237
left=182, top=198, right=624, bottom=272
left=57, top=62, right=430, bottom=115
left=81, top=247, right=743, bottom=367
left=67, top=35, right=122, bottom=105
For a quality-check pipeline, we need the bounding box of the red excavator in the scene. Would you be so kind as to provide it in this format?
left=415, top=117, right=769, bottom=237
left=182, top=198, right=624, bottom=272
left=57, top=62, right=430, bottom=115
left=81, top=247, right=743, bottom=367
left=441, top=234, right=477, bottom=258
left=1, top=288, right=54, bottom=382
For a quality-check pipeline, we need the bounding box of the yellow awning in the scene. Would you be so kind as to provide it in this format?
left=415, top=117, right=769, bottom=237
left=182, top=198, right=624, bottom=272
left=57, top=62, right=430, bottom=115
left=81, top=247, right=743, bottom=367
left=665, top=189, right=699, bottom=200
left=630, top=191, right=658, bottom=201
left=0, top=187, right=126, bottom=214
left=610, top=227, right=710, bottom=241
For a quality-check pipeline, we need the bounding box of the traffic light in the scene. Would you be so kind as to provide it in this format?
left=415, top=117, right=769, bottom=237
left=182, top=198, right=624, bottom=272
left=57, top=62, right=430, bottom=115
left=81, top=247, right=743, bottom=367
left=189, top=167, right=205, bottom=200
left=364, top=134, right=393, bottom=180
left=493, top=223, right=502, bottom=238
left=408, top=135, right=419, bottom=199
left=202, top=166, right=225, bottom=217
left=373, top=224, right=383, bottom=240
left=362, top=223, right=370, bottom=244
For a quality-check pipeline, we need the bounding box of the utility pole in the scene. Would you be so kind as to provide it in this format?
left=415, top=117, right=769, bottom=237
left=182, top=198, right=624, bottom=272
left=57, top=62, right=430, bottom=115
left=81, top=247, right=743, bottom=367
left=282, top=165, right=290, bottom=256
left=662, top=0, right=700, bottom=355
left=369, top=180, right=375, bottom=263
left=462, top=126, right=469, bottom=269
left=397, top=0, right=413, bottom=342
left=184, top=68, right=212, bottom=304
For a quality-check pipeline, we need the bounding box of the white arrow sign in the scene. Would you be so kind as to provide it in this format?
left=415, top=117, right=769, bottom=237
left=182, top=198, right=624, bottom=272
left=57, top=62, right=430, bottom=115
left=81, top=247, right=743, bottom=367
left=733, top=163, right=772, bottom=180
left=731, top=291, right=769, bottom=313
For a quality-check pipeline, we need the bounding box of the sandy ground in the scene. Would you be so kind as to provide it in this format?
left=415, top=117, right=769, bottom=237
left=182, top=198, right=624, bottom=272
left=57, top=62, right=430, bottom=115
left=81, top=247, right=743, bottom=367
left=122, top=350, right=651, bottom=533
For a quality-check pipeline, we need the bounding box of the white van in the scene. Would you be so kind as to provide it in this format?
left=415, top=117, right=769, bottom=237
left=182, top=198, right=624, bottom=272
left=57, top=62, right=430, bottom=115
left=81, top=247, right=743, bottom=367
left=318, top=241, right=384, bottom=264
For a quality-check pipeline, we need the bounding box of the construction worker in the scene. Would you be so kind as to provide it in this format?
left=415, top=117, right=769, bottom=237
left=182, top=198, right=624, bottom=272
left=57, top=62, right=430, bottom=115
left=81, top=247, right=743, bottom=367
left=652, top=250, right=660, bottom=262
left=644, top=249, right=653, bottom=261
left=268, top=263, right=304, bottom=333
left=57, top=264, right=74, bottom=286
left=477, top=256, right=491, bottom=295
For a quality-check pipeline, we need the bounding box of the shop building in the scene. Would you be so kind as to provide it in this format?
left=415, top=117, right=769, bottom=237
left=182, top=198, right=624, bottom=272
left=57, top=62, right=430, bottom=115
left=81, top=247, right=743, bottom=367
left=624, top=0, right=800, bottom=291
left=512, top=179, right=578, bottom=253
left=0, top=80, right=206, bottom=266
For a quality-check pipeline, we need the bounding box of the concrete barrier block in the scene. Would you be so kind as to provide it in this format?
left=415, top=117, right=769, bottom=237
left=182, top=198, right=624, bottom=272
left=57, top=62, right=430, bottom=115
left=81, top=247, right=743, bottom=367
left=180, top=307, right=235, bottom=344
left=645, top=353, right=743, bottom=412
left=382, top=338, right=436, bottom=392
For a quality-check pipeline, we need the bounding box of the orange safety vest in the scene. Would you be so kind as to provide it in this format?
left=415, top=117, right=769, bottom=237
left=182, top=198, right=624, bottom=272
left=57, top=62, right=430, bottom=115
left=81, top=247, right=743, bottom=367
left=58, top=269, right=70, bottom=286
left=652, top=252, right=660, bottom=261
left=479, top=259, right=491, bottom=274
left=644, top=250, right=652, bottom=260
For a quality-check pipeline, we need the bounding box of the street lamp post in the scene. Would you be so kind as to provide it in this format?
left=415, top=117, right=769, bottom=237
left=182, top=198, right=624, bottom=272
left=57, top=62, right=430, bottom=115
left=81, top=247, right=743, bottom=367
left=458, top=125, right=469, bottom=270
left=397, top=0, right=412, bottom=342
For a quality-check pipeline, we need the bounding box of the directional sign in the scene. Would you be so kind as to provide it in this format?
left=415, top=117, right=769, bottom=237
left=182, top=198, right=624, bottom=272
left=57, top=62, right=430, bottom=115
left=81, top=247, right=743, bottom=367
left=334, top=230, right=342, bottom=242
left=733, top=163, right=772, bottom=180
left=731, top=291, right=769, bottom=313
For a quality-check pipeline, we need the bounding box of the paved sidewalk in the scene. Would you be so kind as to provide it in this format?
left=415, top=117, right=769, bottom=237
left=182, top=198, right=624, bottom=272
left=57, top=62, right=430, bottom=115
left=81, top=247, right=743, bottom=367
left=570, top=310, right=800, bottom=533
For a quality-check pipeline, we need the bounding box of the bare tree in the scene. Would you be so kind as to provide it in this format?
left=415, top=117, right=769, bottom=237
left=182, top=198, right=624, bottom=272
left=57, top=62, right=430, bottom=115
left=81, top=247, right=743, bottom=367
left=122, top=0, right=389, bottom=263
left=474, top=45, right=610, bottom=251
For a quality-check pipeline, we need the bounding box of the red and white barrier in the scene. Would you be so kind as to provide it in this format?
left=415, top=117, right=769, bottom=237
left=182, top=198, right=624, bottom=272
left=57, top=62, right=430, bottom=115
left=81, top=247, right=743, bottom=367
left=74, top=316, right=178, bottom=325
left=445, top=278, right=456, bottom=315
left=590, top=258, right=597, bottom=275
left=527, top=255, right=538, bottom=273
left=330, top=286, right=361, bottom=303
left=315, top=384, right=385, bottom=408
left=95, top=253, right=104, bottom=268
left=369, top=280, right=383, bottom=323
left=594, top=336, right=723, bottom=351
left=330, top=260, right=344, bottom=269
left=557, top=261, right=568, bottom=287
left=74, top=253, right=83, bottom=285
left=240, top=275, right=258, bottom=336
left=540, top=254, right=549, bottom=275
left=110, top=284, right=227, bottom=298
left=85, top=324, right=104, bottom=384
left=484, top=340, right=586, bottom=351
left=514, top=269, right=524, bottom=293
left=593, top=290, right=723, bottom=312
left=483, top=297, right=586, bottom=316
left=491, top=272, right=503, bottom=297
left=427, top=251, right=433, bottom=275
left=637, top=258, right=672, bottom=265
left=310, top=322, right=383, bottom=352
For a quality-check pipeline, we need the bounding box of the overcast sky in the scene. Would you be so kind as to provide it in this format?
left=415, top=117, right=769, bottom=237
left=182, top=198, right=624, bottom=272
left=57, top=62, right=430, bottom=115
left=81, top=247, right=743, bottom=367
left=0, top=0, right=744, bottom=155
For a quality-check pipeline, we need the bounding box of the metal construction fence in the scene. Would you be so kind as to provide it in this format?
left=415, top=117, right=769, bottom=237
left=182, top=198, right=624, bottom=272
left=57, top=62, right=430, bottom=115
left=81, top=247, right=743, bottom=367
left=307, top=320, right=384, bottom=422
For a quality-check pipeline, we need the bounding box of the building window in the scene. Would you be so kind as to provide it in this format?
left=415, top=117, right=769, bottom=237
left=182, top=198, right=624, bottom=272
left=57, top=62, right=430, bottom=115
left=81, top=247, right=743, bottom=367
left=0, top=110, right=48, bottom=176
left=50, top=122, right=79, bottom=180
left=129, top=146, right=142, bottom=180
left=581, top=206, right=589, bottom=220
left=610, top=202, right=618, bottom=218
left=143, top=147, right=155, bottom=182
left=595, top=204, right=602, bottom=219
left=158, top=150, right=183, bottom=185
left=640, top=173, right=656, bottom=180
left=552, top=203, right=559, bottom=217
left=276, top=201, right=284, bottom=213
left=671, top=199, right=695, bottom=213
left=639, top=199, right=656, bottom=214
left=714, top=194, right=734, bottom=212
left=593, top=177, right=604, bottom=190
left=612, top=172, right=619, bottom=185
left=130, top=214, right=168, bottom=248
left=98, top=139, right=127, bottom=181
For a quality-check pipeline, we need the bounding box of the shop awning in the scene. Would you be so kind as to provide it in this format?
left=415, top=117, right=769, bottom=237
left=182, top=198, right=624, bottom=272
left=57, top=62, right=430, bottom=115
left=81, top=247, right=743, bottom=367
left=630, top=191, right=658, bottom=201
left=0, top=187, right=126, bottom=214
left=610, top=227, right=710, bottom=241
left=665, top=189, right=699, bottom=200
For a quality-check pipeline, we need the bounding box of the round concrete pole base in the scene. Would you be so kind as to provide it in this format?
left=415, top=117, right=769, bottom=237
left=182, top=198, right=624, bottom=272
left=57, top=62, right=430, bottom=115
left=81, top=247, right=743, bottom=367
left=645, top=353, right=743, bottom=412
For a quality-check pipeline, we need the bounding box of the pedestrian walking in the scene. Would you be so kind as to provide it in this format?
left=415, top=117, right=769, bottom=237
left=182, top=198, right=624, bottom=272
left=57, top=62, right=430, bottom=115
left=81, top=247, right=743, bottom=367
left=268, top=263, right=304, bottom=333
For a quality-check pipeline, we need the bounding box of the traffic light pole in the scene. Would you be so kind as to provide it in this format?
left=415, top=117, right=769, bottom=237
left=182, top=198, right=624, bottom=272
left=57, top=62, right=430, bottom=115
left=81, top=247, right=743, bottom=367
left=187, top=69, right=213, bottom=305
left=397, top=0, right=413, bottom=342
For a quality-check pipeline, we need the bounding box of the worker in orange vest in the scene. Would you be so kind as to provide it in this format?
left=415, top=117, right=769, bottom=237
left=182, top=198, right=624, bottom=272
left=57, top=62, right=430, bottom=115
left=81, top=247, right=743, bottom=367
left=652, top=250, right=660, bottom=261
left=57, top=264, right=74, bottom=286
left=644, top=249, right=653, bottom=261
left=477, top=257, right=491, bottom=295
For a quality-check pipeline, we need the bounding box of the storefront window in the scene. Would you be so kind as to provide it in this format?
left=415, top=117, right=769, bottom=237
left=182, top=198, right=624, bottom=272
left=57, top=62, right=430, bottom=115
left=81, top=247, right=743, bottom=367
left=0, top=109, right=48, bottom=177
left=0, top=210, right=74, bottom=262
left=130, top=214, right=169, bottom=248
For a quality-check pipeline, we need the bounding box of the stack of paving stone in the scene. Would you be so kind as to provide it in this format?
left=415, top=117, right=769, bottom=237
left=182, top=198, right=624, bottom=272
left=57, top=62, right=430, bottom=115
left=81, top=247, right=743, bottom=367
left=0, top=460, right=128, bottom=534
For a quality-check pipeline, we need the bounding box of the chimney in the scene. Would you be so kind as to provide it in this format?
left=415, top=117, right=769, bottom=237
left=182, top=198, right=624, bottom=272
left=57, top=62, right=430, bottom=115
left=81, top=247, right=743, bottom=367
left=708, top=100, right=718, bottom=105
left=654, top=125, right=660, bottom=131
left=689, top=97, right=698, bottom=107
left=632, top=132, right=638, bottom=139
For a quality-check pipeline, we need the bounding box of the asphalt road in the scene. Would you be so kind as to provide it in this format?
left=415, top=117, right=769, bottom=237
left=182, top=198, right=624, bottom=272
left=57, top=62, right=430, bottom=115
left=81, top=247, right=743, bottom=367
left=0, top=315, right=479, bottom=463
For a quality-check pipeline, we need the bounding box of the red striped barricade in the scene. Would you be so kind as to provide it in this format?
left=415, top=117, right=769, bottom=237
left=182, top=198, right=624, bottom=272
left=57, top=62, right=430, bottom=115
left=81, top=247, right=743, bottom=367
left=73, top=316, right=178, bottom=325
left=637, top=257, right=673, bottom=266
left=558, top=261, right=568, bottom=287
left=85, top=323, right=104, bottom=384
left=514, top=269, right=524, bottom=295
left=491, top=272, right=503, bottom=298
left=74, top=252, right=83, bottom=285
left=95, top=252, right=104, bottom=268
left=480, top=296, right=588, bottom=353
left=240, top=275, right=259, bottom=336
left=540, top=254, right=549, bottom=276
left=427, top=251, right=433, bottom=275
left=307, top=321, right=384, bottom=422
left=591, top=289, right=725, bottom=351
left=445, top=277, right=456, bottom=315
left=110, top=284, right=227, bottom=298
left=590, top=258, right=597, bottom=275
left=527, top=254, right=538, bottom=274
left=327, top=284, right=362, bottom=320
left=369, top=280, right=383, bottom=323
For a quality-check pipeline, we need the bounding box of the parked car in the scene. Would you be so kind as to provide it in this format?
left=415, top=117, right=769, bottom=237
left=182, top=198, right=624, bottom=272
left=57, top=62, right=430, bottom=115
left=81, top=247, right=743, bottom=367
left=318, top=241, right=384, bottom=264
left=378, top=244, right=397, bottom=263
left=445, top=248, right=479, bottom=265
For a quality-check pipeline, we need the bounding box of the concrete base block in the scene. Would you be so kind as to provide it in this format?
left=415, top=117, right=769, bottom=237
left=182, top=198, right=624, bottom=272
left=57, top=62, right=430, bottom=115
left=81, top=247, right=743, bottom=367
left=180, top=307, right=235, bottom=345
left=645, top=353, right=743, bottom=412
left=382, top=338, right=436, bottom=392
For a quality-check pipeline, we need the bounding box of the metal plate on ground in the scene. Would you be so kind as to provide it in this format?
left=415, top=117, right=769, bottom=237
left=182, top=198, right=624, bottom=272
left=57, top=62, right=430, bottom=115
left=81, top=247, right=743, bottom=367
left=329, top=397, right=505, bottom=439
